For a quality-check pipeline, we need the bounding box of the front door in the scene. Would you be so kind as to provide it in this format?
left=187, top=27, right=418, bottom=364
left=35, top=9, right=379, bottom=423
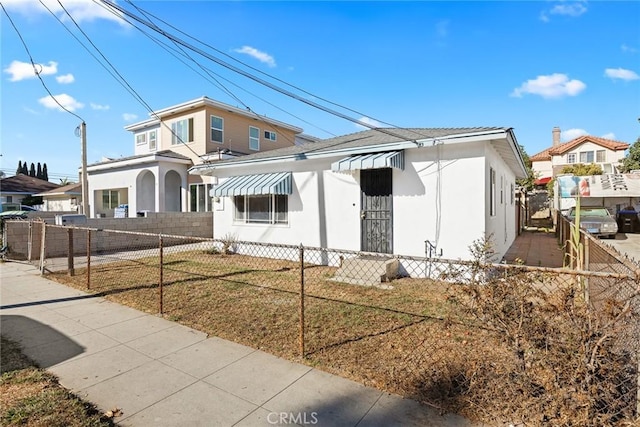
left=360, top=168, right=393, bottom=253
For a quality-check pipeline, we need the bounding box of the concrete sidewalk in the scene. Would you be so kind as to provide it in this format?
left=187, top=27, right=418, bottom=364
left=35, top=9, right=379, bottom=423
left=0, top=261, right=475, bottom=427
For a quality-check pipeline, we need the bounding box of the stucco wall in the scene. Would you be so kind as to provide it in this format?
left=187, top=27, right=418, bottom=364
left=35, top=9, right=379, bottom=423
left=211, top=140, right=512, bottom=261
left=4, top=212, right=213, bottom=259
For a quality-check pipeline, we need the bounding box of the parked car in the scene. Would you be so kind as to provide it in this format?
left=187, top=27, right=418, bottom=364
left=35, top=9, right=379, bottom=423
left=566, top=206, right=618, bottom=239
left=0, top=203, right=37, bottom=212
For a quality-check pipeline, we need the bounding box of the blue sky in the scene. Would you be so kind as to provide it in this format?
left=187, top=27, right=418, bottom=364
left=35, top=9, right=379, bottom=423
left=1, top=0, right=639, bottom=181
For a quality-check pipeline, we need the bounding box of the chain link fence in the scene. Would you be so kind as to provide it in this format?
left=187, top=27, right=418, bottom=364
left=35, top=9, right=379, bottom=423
left=4, top=220, right=640, bottom=426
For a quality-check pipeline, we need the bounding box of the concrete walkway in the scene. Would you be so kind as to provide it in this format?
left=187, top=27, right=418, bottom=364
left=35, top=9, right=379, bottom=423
left=502, top=229, right=564, bottom=268
left=0, top=261, right=476, bottom=427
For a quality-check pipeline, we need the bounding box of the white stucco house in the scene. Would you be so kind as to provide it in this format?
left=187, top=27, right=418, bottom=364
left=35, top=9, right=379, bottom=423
left=36, top=183, right=82, bottom=212
left=190, top=127, right=527, bottom=262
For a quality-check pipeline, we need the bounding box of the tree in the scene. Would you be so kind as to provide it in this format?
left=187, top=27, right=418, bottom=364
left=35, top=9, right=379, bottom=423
left=619, top=137, right=640, bottom=173
left=21, top=163, right=28, bottom=174
left=29, top=163, right=36, bottom=177
left=16, top=160, right=23, bottom=175
left=36, top=162, right=42, bottom=179
left=516, top=145, right=537, bottom=191
left=42, top=163, right=49, bottom=181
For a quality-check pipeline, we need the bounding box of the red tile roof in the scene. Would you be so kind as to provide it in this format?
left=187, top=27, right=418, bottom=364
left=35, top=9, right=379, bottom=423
left=530, top=135, right=629, bottom=162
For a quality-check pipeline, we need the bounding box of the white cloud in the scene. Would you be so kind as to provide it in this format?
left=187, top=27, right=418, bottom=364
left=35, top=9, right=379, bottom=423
left=4, top=60, right=57, bottom=82
left=1, top=0, right=126, bottom=25
left=621, top=44, right=638, bottom=54
left=601, top=133, right=616, bottom=140
left=510, top=73, right=586, bottom=99
left=562, top=128, right=588, bottom=141
left=604, top=68, right=640, bottom=81
left=233, top=46, right=276, bottom=68
left=38, top=93, right=84, bottom=112
left=90, top=103, right=110, bottom=111
left=355, top=116, right=382, bottom=130
left=122, top=113, right=138, bottom=122
left=56, top=73, right=75, bottom=84
left=540, top=1, right=587, bottom=22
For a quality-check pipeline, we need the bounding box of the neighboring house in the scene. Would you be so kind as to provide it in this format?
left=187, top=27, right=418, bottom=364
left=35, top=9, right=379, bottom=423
left=36, top=183, right=82, bottom=212
left=86, top=96, right=304, bottom=218
left=190, top=127, right=527, bottom=262
left=530, top=127, right=629, bottom=185
left=0, top=174, right=59, bottom=210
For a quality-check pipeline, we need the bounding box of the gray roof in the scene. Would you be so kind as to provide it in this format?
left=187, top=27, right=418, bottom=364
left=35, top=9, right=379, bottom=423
left=88, top=150, right=192, bottom=167
left=195, top=127, right=508, bottom=166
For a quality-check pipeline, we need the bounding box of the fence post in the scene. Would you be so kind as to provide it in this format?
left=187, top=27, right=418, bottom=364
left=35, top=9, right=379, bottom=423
left=159, top=235, right=164, bottom=315
left=67, top=228, right=74, bottom=276
left=27, top=221, right=33, bottom=261
left=86, top=229, right=91, bottom=290
left=299, top=243, right=305, bottom=358
left=583, top=237, right=590, bottom=304
left=39, top=222, right=46, bottom=275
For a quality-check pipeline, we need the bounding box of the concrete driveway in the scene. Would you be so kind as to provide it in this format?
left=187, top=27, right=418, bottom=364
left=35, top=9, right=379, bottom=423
left=604, top=233, right=640, bottom=264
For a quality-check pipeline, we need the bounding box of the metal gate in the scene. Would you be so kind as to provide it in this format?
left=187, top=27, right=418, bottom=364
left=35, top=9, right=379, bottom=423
left=360, top=168, right=393, bottom=253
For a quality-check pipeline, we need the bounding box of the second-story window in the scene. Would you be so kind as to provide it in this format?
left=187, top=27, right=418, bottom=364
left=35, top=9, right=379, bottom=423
left=149, top=130, right=157, bottom=151
left=579, top=151, right=594, bottom=163
left=596, top=150, right=606, bottom=163
left=567, top=153, right=576, bottom=164
left=211, top=115, right=223, bottom=143
left=264, top=130, right=277, bottom=141
left=171, top=118, right=194, bottom=145
left=136, top=133, right=146, bottom=145
left=249, top=126, right=260, bottom=151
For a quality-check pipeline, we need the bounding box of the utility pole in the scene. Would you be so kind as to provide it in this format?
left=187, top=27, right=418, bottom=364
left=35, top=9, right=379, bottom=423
left=80, top=122, right=89, bottom=216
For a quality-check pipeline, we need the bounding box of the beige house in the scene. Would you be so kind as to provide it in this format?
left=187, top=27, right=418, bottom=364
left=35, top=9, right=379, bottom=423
left=36, top=183, right=82, bottom=212
left=86, top=97, right=306, bottom=218
left=530, top=127, right=629, bottom=185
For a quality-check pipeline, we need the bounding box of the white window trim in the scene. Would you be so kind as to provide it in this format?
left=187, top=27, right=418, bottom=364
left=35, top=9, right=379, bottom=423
left=211, top=115, right=224, bottom=144
left=136, top=133, right=146, bottom=145
left=264, top=130, right=277, bottom=141
left=489, top=168, right=496, bottom=217
left=249, top=126, right=260, bottom=151
left=148, top=130, right=157, bottom=151
left=567, top=153, right=576, bottom=164
left=171, top=118, right=194, bottom=146
left=233, top=194, right=288, bottom=224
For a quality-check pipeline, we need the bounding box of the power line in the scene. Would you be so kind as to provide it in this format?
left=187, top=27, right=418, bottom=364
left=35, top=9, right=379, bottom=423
left=97, top=0, right=431, bottom=145
left=0, top=2, right=84, bottom=123
left=42, top=0, right=205, bottom=162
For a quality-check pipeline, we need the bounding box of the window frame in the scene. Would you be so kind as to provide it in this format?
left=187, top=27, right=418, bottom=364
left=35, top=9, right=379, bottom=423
left=148, top=130, right=157, bottom=151
left=171, top=118, right=194, bottom=145
left=101, top=190, right=119, bottom=209
left=210, top=115, right=224, bottom=144
left=489, top=168, right=496, bottom=216
left=136, top=133, right=146, bottom=145
left=596, top=150, right=606, bottom=163
left=567, top=153, right=576, bottom=164
left=264, top=130, right=277, bottom=141
left=579, top=150, right=594, bottom=163
left=249, top=126, right=260, bottom=151
left=190, top=184, right=214, bottom=212
left=233, top=194, right=288, bottom=224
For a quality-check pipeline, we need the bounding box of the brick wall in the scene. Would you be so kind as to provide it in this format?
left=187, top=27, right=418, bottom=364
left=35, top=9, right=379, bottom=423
left=4, top=212, right=213, bottom=259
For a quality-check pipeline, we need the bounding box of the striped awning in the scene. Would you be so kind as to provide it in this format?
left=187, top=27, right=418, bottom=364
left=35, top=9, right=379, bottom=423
left=211, top=172, right=292, bottom=197
left=331, top=151, right=404, bottom=172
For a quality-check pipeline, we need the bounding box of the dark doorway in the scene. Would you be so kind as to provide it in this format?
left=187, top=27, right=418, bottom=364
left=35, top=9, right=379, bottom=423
left=360, top=168, right=393, bottom=253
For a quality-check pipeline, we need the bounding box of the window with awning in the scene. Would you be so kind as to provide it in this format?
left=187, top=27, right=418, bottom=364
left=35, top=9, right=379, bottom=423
left=211, top=172, right=292, bottom=197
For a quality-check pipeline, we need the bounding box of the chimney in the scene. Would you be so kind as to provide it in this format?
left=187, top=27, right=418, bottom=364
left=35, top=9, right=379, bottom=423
left=552, top=126, right=561, bottom=147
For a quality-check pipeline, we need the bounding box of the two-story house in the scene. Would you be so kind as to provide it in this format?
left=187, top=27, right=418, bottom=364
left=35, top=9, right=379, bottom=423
left=530, top=127, right=629, bottom=185
left=86, top=96, right=306, bottom=218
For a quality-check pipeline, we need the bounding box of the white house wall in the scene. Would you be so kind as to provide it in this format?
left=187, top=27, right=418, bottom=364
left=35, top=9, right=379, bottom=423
left=88, top=162, right=188, bottom=217
left=485, top=143, right=518, bottom=260
left=212, top=140, right=515, bottom=261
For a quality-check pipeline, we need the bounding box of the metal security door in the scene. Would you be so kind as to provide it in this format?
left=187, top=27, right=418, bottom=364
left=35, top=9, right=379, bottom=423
left=360, top=168, right=393, bottom=253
